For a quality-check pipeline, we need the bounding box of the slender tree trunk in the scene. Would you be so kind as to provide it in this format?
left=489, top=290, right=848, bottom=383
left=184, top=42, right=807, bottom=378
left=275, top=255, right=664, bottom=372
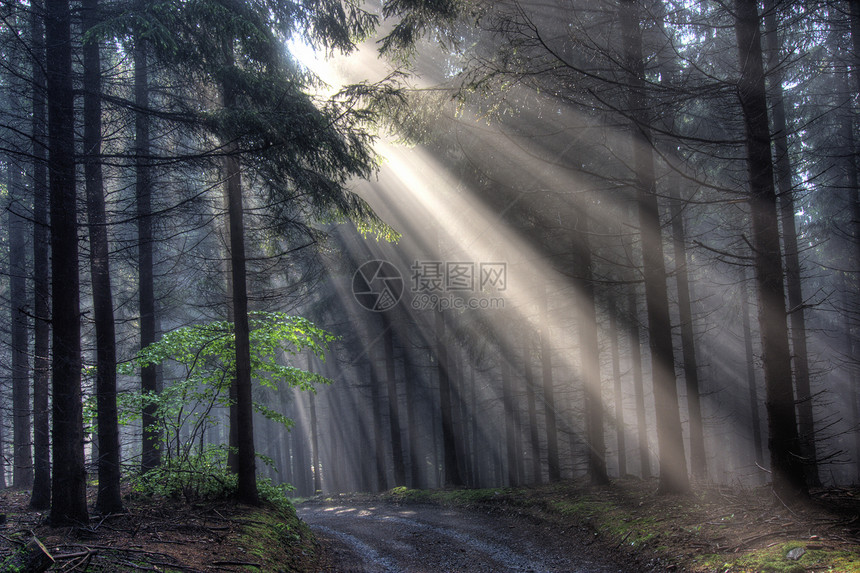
left=403, top=338, right=423, bottom=488
left=221, top=93, right=258, bottom=505
left=468, top=361, right=480, bottom=487
left=383, top=316, right=406, bottom=486
left=668, top=186, right=706, bottom=480
left=2, top=9, right=34, bottom=489
left=46, top=0, right=88, bottom=525
left=523, top=340, right=542, bottom=484
left=842, top=2, right=860, bottom=482
left=0, top=392, right=5, bottom=488
left=309, top=390, right=322, bottom=493
left=741, top=268, right=765, bottom=470
left=135, top=27, right=159, bottom=473
left=620, top=0, right=689, bottom=494
left=370, top=358, right=387, bottom=491
left=574, top=221, right=608, bottom=485
left=628, top=287, right=650, bottom=479
left=540, top=283, right=561, bottom=481
left=501, top=356, right=518, bottom=486
left=609, top=293, right=626, bottom=478
left=30, top=0, right=51, bottom=510
left=733, top=0, right=807, bottom=501
left=763, top=0, right=819, bottom=488
left=83, top=0, right=123, bottom=514
left=435, top=310, right=463, bottom=486
left=452, top=351, right=474, bottom=485
left=851, top=1, right=860, bottom=96
left=9, top=158, right=32, bottom=489
left=226, top=247, right=238, bottom=472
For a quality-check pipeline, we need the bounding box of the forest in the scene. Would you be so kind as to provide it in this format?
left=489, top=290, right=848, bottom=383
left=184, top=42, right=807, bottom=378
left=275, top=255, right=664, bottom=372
left=0, top=0, right=859, bottom=541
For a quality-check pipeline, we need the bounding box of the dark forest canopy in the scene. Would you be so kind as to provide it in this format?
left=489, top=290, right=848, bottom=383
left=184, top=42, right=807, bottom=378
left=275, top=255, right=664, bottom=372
left=0, top=0, right=858, bottom=525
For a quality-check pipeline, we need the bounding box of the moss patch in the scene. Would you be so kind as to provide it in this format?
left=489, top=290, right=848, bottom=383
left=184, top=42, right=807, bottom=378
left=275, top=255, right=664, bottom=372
left=237, top=503, right=316, bottom=572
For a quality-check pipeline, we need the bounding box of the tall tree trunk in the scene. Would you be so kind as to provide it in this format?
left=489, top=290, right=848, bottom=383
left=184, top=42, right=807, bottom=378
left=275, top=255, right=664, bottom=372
left=843, top=1, right=860, bottom=482
left=9, top=157, right=32, bottom=488
left=435, top=310, right=463, bottom=486
left=224, top=194, right=238, bottom=473
left=221, top=77, right=258, bottom=504
left=609, top=293, right=626, bottom=477
left=733, top=0, right=807, bottom=501
left=0, top=391, right=5, bottom=488
left=3, top=8, right=34, bottom=488
left=501, top=356, right=518, bottom=486
left=574, top=219, right=608, bottom=485
left=628, top=286, right=651, bottom=479
left=619, top=0, right=689, bottom=494
left=30, top=0, right=51, bottom=510
left=83, top=0, right=123, bottom=514
left=523, top=340, right=542, bottom=484
left=851, top=1, right=860, bottom=96
left=668, top=186, right=706, bottom=480
left=383, top=316, right=406, bottom=486
left=540, top=283, right=561, bottom=481
left=741, top=268, right=765, bottom=470
left=370, top=358, right=387, bottom=491
left=46, top=0, right=88, bottom=525
left=309, top=390, right=322, bottom=493
left=135, top=26, right=159, bottom=473
left=763, top=0, right=819, bottom=488
left=403, top=337, right=423, bottom=488
left=468, top=361, right=480, bottom=486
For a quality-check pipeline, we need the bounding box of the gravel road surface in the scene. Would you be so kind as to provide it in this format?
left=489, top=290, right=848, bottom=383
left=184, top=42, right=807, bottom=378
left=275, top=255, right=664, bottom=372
left=298, top=502, right=652, bottom=572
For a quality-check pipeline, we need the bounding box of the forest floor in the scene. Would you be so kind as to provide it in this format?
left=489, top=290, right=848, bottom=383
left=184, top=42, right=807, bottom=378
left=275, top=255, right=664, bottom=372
left=0, top=478, right=859, bottom=572
left=0, top=486, right=323, bottom=572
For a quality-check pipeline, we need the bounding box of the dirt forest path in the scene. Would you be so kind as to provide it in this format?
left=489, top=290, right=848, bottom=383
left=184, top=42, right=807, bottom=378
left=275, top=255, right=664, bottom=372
left=297, top=501, right=669, bottom=573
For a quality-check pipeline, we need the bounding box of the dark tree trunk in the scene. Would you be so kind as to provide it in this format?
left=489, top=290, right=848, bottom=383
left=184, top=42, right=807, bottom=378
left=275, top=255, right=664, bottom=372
left=383, top=316, right=406, bottom=486
left=851, top=1, right=860, bottom=95
left=501, top=357, right=518, bottom=486
left=83, top=0, right=123, bottom=514
left=467, top=361, right=479, bottom=487
left=523, top=341, right=542, bottom=484
left=46, top=0, right=88, bottom=526
left=733, top=0, right=807, bottom=501
left=843, top=5, right=860, bottom=479
left=30, top=0, right=51, bottom=510
left=135, top=28, right=159, bottom=473
left=620, top=0, right=689, bottom=494
left=309, top=390, right=322, bottom=493
left=435, top=310, right=463, bottom=486
left=225, top=254, right=238, bottom=473
left=0, top=392, right=5, bottom=488
left=574, top=221, right=608, bottom=485
left=222, top=98, right=258, bottom=505
left=370, top=359, right=387, bottom=491
left=452, top=352, right=473, bottom=485
left=741, top=268, right=765, bottom=470
left=540, top=283, right=561, bottom=481
left=403, top=338, right=423, bottom=488
left=763, top=0, right=819, bottom=488
left=668, top=186, right=706, bottom=481
left=9, top=158, right=33, bottom=488
left=628, top=287, right=650, bottom=479
left=608, top=294, right=626, bottom=477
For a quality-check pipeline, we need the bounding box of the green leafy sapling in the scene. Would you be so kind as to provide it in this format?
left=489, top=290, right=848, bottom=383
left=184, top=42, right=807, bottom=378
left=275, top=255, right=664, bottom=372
left=118, top=312, right=336, bottom=500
